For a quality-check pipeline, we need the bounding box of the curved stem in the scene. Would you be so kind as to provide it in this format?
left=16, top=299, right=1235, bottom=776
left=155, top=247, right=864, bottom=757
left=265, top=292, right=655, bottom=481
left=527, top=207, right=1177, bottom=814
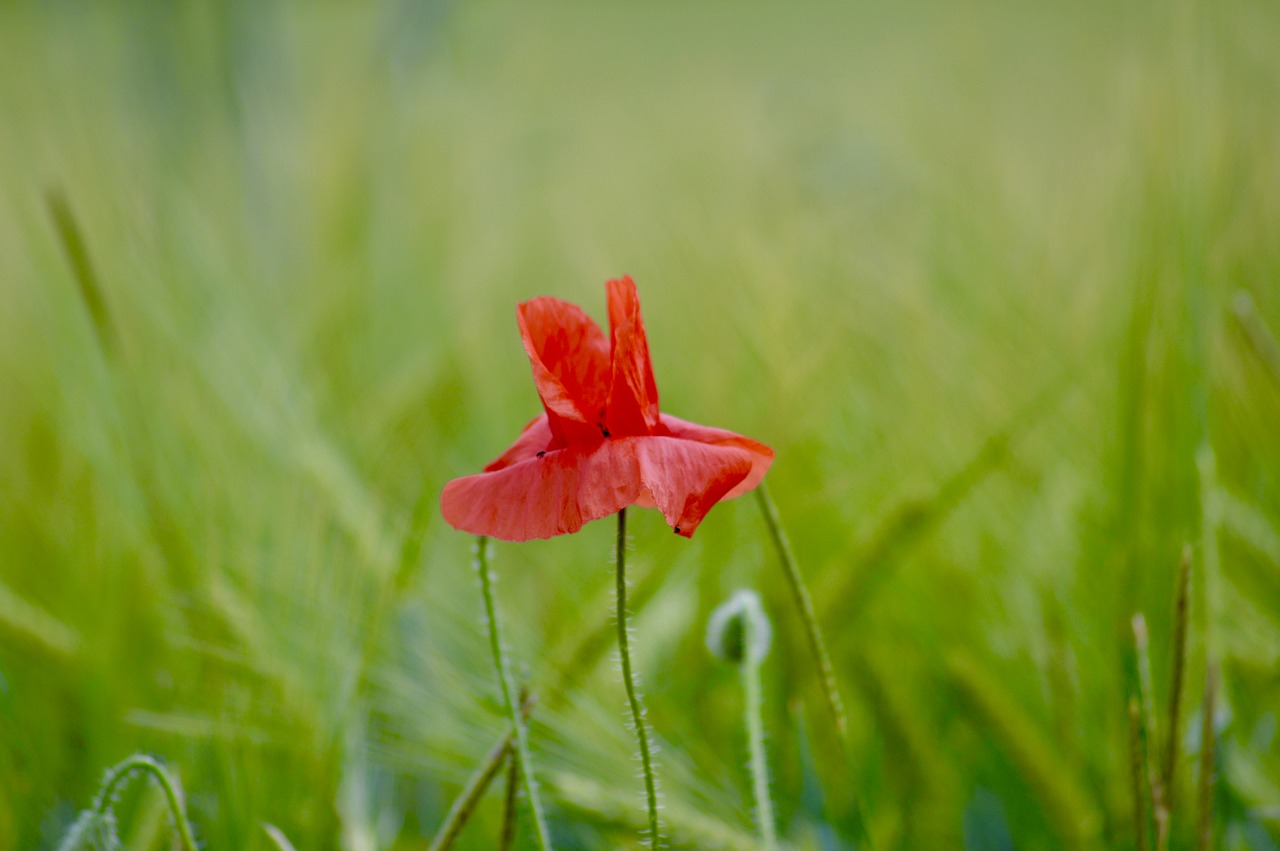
left=92, top=755, right=198, bottom=851
left=615, top=508, right=662, bottom=847
left=755, top=485, right=847, bottom=739
left=743, top=660, right=778, bottom=850
left=756, top=485, right=876, bottom=848
left=476, top=536, right=553, bottom=850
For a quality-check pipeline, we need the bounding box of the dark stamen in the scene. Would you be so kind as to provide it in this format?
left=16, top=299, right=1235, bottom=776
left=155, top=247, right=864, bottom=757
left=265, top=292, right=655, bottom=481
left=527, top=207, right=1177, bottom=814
left=536, top=451, right=545, bottom=457
left=674, top=526, right=682, bottom=534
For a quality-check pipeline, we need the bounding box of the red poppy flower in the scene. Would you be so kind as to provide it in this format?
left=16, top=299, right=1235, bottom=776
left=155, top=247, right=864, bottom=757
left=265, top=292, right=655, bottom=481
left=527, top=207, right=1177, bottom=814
left=441, top=276, right=774, bottom=541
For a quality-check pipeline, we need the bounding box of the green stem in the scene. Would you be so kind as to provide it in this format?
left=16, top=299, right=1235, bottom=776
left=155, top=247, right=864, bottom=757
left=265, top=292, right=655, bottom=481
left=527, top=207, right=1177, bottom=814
left=1133, top=614, right=1167, bottom=846
left=428, top=742, right=512, bottom=851
left=476, top=536, right=553, bottom=850
left=756, top=486, right=877, bottom=848
left=500, top=748, right=520, bottom=851
left=743, top=659, right=778, bottom=850
left=615, top=508, right=662, bottom=847
left=92, top=755, right=198, bottom=851
left=1161, top=545, right=1193, bottom=833
left=428, top=692, right=536, bottom=851
left=1129, top=699, right=1150, bottom=851
left=1197, top=662, right=1218, bottom=851
left=755, top=485, right=847, bottom=739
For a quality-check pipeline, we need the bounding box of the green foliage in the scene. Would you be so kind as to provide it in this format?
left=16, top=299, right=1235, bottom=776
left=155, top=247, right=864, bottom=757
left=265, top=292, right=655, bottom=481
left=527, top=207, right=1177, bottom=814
left=2, top=0, right=1279, bottom=848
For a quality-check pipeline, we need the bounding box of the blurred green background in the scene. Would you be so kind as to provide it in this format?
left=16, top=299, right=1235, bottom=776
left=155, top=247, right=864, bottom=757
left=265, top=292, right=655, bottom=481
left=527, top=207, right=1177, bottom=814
left=2, top=0, right=1279, bottom=848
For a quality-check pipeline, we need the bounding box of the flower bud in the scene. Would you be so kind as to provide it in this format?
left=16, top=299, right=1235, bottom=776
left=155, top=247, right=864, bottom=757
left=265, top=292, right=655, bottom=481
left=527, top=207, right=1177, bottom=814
left=706, top=589, right=772, bottom=666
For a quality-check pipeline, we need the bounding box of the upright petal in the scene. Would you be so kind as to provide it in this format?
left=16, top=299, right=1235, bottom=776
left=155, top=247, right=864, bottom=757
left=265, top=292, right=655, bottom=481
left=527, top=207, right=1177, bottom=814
left=518, top=297, right=611, bottom=444
left=605, top=276, right=661, bottom=437
left=483, top=414, right=557, bottom=472
left=441, top=439, right=645, bottom=541
left=635, top=436, right=753, bottom=537
left=657, top=414, right=774, bottom=498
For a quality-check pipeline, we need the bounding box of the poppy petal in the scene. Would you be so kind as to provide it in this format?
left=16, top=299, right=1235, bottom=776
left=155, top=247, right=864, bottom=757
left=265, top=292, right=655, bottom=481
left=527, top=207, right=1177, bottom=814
left=441, top=439, right=644, bottom=541
left=634, top=436, right=754, bottom=537
left=517, top=297, right=611, bottom=443
left=605, top=276, right=661, bottom=437
left=483, top=414, right=557, bottom=472
left=657, top=414, right=774, bottom=499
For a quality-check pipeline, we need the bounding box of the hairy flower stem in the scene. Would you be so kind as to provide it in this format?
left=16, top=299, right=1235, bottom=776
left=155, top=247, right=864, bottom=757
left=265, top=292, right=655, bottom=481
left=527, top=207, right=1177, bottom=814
left=743, top=655, right=778, bottom=849
left=475, top=536, right=553, bottom=850
left=615, top=508, right=662, bottom=847
left=93, top=755, right=198, bottom=851
left=755, top=485, right=847, bottom=739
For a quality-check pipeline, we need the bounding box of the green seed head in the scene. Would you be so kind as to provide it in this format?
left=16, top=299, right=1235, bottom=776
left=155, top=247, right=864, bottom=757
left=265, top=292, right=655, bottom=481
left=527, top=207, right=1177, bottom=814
left=706, top=589, right=772, bottom=666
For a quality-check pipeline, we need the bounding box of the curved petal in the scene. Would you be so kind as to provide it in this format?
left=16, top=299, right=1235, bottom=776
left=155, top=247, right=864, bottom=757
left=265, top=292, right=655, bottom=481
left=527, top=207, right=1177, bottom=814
left=441, top=434, right=752, bottom=541
left=483, top=414, right=557, bottom=472
left=605, top=276, right=661, bottom=437
left=441, top=439, right=644, bottom=541
left=635, top=436, right=753, bottom=537
left=657, top=413, right=774, bottom=499
left=517, top=297, right=611, bottom=443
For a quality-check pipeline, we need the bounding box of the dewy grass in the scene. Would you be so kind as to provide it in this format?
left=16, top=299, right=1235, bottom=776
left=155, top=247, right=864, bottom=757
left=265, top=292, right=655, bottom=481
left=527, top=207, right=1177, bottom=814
left=474, top=536, right=553, bottom=850
left=57, top=754, right=198, bottom=851
left=614, top=508, right=663, bottom=848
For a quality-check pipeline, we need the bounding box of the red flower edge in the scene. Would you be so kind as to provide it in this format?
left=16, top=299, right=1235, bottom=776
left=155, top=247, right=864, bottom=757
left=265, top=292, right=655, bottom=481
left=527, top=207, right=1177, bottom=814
left=441, top=277, right=773, bottom=541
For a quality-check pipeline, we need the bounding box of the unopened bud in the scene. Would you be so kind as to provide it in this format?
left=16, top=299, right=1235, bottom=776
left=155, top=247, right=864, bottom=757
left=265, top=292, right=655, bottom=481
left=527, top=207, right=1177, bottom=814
left=706, top=590, right=772, bottom=666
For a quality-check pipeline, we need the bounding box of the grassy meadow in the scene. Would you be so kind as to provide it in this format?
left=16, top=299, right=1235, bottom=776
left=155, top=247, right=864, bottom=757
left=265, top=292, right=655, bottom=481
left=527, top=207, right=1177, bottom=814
left=2, top=0, right=1280, bottom=848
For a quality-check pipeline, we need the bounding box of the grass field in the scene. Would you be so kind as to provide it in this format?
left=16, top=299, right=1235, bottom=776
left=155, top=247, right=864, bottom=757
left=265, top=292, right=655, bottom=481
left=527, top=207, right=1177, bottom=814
left=2, top=1, right=1280, bottom=848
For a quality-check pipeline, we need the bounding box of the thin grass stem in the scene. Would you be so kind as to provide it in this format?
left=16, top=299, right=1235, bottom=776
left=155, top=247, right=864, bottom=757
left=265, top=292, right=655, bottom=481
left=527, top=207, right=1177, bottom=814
left=46, top=188, right=115, bottom=354
left=1232, top=290, right=1280, bottom=386
left=475, top=536, right=553, bottom=850
left=1129, top=698, right=1150, bottom=851
left=1197, top=662, right=1218, bottom=851
left=1132, top=614, right=1168, bottom=844
left=500, top=749, right=520, bottom=851
left=1196, top=446, right=1222, bottom=662
left=428, top=692, right=536, bottom=851
left=757, top=485, right=876, bottom=846
left=743, top=657, right=778, bottom=850
left=615, top=508, right=662, bottom=848
left=428, top=741, right=512, bottom=851
left=754, top=484, right=846, bottom=739
left=1161, top=545, right=1192, bottom=835
left=92, top=755, right=198, bottom=851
